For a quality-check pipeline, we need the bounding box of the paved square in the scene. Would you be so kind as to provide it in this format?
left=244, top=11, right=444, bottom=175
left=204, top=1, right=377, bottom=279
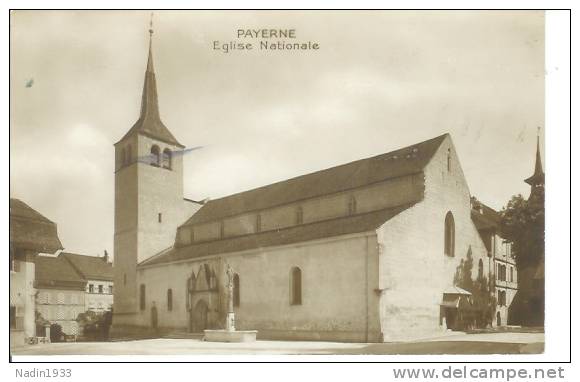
left=11, top=332, right=544, bottom=356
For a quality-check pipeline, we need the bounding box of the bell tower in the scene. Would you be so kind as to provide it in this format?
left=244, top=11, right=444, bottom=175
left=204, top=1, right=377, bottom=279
left=112, top=17, right=194, bottom=325
left=524, top=129, right=545, bottom=201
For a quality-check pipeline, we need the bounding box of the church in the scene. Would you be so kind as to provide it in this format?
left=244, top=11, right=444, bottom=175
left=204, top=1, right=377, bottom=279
left=112, top=28, right=519, bottom=342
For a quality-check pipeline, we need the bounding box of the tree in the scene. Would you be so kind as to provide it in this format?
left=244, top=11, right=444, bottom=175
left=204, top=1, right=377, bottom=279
left=76, top=310, right=106, bottom=341
left=453, top=246, right=496, bottom=328
left=499, top=188, right=544, bottom=268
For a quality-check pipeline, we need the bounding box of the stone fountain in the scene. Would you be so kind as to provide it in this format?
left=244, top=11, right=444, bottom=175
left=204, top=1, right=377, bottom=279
left=203, top=264, right=257, bottom=342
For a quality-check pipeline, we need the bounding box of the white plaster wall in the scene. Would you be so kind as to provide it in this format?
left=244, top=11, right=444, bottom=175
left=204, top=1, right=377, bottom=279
left=377, top=135, right=492, bottom=341
left=136, top=233, right=381, bottom=342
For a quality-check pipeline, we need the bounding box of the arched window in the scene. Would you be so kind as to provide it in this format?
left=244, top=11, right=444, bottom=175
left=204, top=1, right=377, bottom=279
left=290, top=267, right=302, bottom=305
left=150, top=145, right=160, bottom=167
left=296, top=206, right=303, bottom=224
left=139, top=284, right=146, bottom=311
left=233, top=274, right=240, bottom=307
left=348, top=196, right=357, bottom=215
left=478, top=259, right=484, bottom=279
left=162, top=148, right=172, bottom=169
left=167, top=289, right=173, bottom=311
left=186, top=275, right=195, bottom=311
left=444, top=212, right=455, bottom=257
left=126, top=145, right=132, bottom=165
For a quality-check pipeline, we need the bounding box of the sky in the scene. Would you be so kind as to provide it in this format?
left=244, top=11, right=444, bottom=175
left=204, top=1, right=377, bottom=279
left=9, top=11, right=545, bottom=258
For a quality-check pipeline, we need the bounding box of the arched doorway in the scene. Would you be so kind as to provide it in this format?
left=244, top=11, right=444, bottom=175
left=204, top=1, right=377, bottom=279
left=496, top=311, right=501, bottom=327
left=192, top=299, right=209, bottom=332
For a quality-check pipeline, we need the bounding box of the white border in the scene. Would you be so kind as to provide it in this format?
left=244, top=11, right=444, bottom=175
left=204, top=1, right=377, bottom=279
left=2, top=3, right=574, bottom=376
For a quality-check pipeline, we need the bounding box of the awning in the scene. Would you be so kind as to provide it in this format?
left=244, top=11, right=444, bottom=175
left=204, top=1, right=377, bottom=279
left=443, top=285, right=472, bottom=295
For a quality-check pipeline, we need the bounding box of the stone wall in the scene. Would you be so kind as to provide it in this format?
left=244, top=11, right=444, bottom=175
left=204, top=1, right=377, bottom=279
left=377, top=136, right=492, bottom=341
left=10, top=258, right=36, bottom=339
left=113, top=133, right=199, bottom=324
left=177, top=174, right=423, bottom=247
left=136, top=233, right=381, bottom=342
left=36, top=288, right=86, bottom=335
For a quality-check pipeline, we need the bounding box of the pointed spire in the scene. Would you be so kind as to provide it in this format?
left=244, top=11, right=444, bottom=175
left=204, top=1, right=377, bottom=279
left=117, top=14, right=183, bottom=147
left=146, top=13, right=154, bottom=73
left=139, top=13, right=159, bottom=121
left=533, top=132, right=543, bottom=175
left=525, top=127, right=544, bottom=187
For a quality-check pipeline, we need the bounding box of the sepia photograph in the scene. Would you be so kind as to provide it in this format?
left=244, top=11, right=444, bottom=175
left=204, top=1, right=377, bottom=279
left=7, top=9, right=566, bottom=362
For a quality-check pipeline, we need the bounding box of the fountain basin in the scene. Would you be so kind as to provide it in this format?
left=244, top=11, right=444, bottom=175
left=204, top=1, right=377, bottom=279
left=203, top=329, right=258, bottom=342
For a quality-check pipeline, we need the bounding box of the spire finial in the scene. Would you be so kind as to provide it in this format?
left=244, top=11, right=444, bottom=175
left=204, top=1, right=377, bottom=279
left=149, top=12, right=154, bottom=37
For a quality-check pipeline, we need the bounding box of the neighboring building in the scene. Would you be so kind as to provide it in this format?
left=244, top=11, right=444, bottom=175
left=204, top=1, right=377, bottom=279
left=470, top=198, right=518, bottom=327
left=509, top=137, right=545, bottom=327
left=9, top=198, right=63, bottom=347
left=35, top=255, right=86, bottom=336
left=61, top=252, right=114, bottom=313
left=112, top=27, right=516, bottom=342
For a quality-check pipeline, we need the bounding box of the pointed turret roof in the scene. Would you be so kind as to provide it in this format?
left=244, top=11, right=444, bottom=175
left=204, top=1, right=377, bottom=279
left=524, top=135, right=544, bottom=186
left=116, top=24, right=183, bottom=147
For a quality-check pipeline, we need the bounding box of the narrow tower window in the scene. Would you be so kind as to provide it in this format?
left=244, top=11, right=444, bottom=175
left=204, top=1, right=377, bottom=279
left=158, top=213, right=162, bottom=223
left=478, top=259, right=484, bottom=279
left=150, top=145, right=160, bottom=167
left=447, top=148, right=451, bottom=171
left=444, top=211, right=455, bottom=257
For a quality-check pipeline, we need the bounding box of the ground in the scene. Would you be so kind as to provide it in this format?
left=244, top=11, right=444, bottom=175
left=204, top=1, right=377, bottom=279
left=11, top=332, right=544, bottom=356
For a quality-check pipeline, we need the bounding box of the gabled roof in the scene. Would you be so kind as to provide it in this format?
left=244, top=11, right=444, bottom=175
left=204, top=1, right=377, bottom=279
left=182, top=134, right=447, bottom=227
left=35, top=255, right=86, bottom=290
left=116, top=35, right=183, bottom=148
left=140, top=204, right=415, bottom=267
left=471, top=198, right=501, bottom=231
left=61, top=252, right=114, bottom=281
left=9, top=198, right=63, bottom=253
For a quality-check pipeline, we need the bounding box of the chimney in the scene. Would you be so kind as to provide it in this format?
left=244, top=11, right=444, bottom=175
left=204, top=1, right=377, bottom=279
left=103, top=250, right=109, bottom=263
